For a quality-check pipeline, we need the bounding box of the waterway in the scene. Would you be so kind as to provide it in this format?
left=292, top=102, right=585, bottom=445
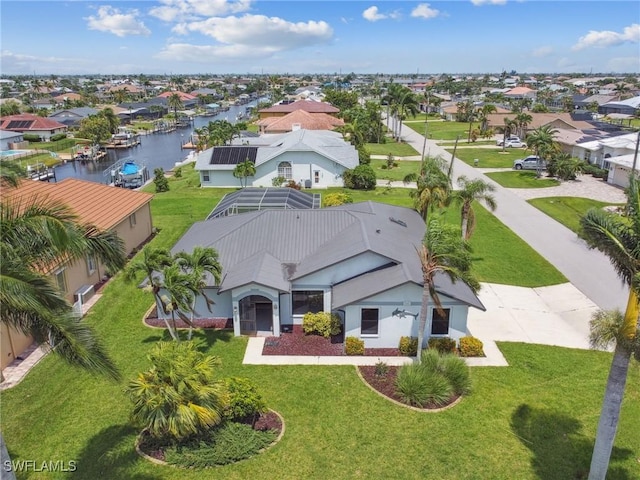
left=53, top=100, right=262, bottom=185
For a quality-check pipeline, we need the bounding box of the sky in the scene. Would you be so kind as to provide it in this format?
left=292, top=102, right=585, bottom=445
left=1, top=0, right=639, bottom=76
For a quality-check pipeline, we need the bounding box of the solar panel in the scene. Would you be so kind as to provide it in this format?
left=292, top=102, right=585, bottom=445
left=6, top=120, right=33, bottom=129
left=209, top=146, right=258, bottom=165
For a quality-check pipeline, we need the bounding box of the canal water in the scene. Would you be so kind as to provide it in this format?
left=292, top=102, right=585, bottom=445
left=53, top=100, right=262, bottom=185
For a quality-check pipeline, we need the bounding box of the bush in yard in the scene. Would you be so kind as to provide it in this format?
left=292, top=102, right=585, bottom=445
left=222, top=377, right=267, bottom=424
left=173, top=166, right=182, bottom=178
left=345, top=337, right=365, bottom=356
left=342, top=164, right=376, bottom=190
left=428, top=337, right=457, bottom=354
left=50, top=133, right=67, bottom=142
left=153, top=168, right=170, bottom=192
left=323, top=192, right=353, bottom=207
left=375, top=361, right=389, bottom=377
left=438, top=354, right=472, bottom=395
left=23, top=134, right=41, bottom=142
left=395, top=363, right=430, bottom=406
left=398, top=336, right=418, bottom=356
left=458, top=336, right=484, bottom=357
left=302, top=312, right=341, bottom=338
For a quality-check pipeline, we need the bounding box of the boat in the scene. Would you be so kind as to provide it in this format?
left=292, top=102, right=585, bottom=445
left=116, top=159, right=146, bottom=188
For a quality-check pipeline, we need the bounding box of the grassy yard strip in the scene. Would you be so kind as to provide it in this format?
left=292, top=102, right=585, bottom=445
left=404, top=121, right=480, bottom=141
left=445, top=147, right=529, bottom=169
left=365, top=141, right=419, bottom=157
left=485, top=171, right=561, bottom=189
left=369, top=159, right=421, bottom=182
left=528, top=197, right=623, bottom=235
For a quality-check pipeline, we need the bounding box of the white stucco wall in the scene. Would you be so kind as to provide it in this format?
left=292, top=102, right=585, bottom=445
left=156, top=288, right=232, bottom=320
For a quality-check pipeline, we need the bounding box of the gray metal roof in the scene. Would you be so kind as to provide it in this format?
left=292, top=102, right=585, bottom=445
left=171, top=201, right=484, bottom=310
left=207, top=187, right=321, bottom=219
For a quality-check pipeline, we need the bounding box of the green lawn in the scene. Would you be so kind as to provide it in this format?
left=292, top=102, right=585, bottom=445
left=365, top=141, right=419, bottom=157
left=369, top=159, right=421, bottom=181
left=445, top=147, right=529, bottom=169
left=485, top=171, right=561, bottom=189
left=404, top=121, right=481, bottom=141
left=528, top=197, right=623, bottom=235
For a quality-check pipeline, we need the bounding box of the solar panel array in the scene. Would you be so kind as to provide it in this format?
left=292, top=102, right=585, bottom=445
left=6, top=120, right=34, bottom=129
left=209, top=146, right=258, bottom=165
left=207, top=187, right=321, bottom=219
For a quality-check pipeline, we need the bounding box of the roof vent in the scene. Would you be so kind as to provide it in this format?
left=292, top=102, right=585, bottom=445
left=292, top=123, right=301, bottom=131
left=389, top=217, right=407, bottom=227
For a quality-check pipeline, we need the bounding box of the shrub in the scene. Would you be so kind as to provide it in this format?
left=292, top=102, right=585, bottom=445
left=222, top=377, right=267, bottom=423
left=420, top=369, right=454, bottom=406
left=286, top=179, right=301, bottom=190
left=302, top=312, right=341, bottom=338
left=374, top=361, right=389, bottom=377
left=153, top=168, right=169, bottom=192
left=173, top=166, right=182, bottom=178
left=458, top=336, right=484, bottom=357
left=428, top=337, right=457, bottom=354
left=395, top=364, right=430, bottom=407
left=323, top=192, right=353, bottom=207
left=439, top=354, right=472, bottom=395
left=398, top=336, right=418, bottom=356
left=23, top=134, right=41, bottom=142
left=345, top=337, right=365, bottom=356
left=50, top=133, right=67, bottom=142
left=271, top=176, right=287, bottom=187
left=342, top=164, right=376, bottom=190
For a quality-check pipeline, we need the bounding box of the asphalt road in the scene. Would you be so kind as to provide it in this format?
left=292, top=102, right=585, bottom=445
left=395, top=121, right=629, bottom=312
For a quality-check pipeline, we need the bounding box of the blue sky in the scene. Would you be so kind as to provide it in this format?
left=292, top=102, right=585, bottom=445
left=1, top=1, right=639, bottom=76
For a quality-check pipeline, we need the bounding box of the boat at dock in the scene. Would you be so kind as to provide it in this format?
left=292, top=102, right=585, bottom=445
left=105, top=127, right=141, bottom=149
left=104, top=158, right=147, bottom=188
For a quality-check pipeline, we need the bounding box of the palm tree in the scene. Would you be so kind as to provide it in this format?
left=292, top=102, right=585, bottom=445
left=232, top=159, right=256, bottom=188
left=160, top=264, right=198, bottom=341
left=127, top=341, right=226, bottom=441
left=514, top=112, right=532, bottom=140
left=415, top=219, right=480, bottom=361
left=478, top=104, right=497, bottom=133
left=452, top=176, right=497, bottom=240
left=526, top=125, right=558, bottom=178
left=407, top=157, right=451, bottom=223
left=174, top=247, right=223, bottom=340
left=1, top=181, right=126, bottom=380
left=167, top=93, right=183, bottom=122
left=580, top=177, right=640, bottom=480
left=501, top=117, right=517, bottom=153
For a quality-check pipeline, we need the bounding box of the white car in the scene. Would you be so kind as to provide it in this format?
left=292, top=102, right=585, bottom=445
left=497, top=136, right=526, bottom=148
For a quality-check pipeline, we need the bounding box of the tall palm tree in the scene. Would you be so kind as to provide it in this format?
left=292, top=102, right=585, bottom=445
left=452, top=176, right=497, bottom=240
left=160, top=264, right=198, bottom=341
left=478, top=104, right=497, bottom=133
left=581, top=177, right=640, bottom=480
left=407, top=157, right=451, bottom=223
left=174, top=247, right=223, bottom=340
left=501, top=117, right=517, bottom=153
left=416, top=219, right=480, bottom=361
left=514, top=112, right=532, bottom=140
left=526, top=125, right=558, bottom=178
left=167, top=93, right=183, bottom=122
left=1, top=182, right=126, bottom=380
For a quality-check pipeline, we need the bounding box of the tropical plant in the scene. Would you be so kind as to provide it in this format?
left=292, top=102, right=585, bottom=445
left=342, top=164, right=376, bottom=190
left=158, top=264, right=198, bottom=341
left=167, top=93, right=183, bottom=121
left=514, top=112, right=532, bottom=140
left=406, top=157, right=451, bottom=223
left=415, top=219, right=479, bottom=361
left=549, top=154, right=585, bottom=181
left=153, top=168, right=169, bottom=192
left=451, top=176, right=497, bottom=240
left=501, top=117, right=517, bottom=153
left=232, top=159, right=256, bottom=188
left=127, top=341, right=226, bottom=441
left=526, top=125, right=559, bottom=178
left=580, top=177, right=640, bottom=480
left=1, top=179, right=126, bottom=380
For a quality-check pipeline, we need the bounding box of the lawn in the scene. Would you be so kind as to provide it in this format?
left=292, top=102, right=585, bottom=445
left=528, top=197, right=623, bottom=235
left=369, top=158, right=421, bottom=181
left=365, top=141, right=419, bottom=157
left=485, top=171, right=561, bottom=189
left=445, top=147, right=529, bottom=169
left=404, top=120, right=481, bottom=141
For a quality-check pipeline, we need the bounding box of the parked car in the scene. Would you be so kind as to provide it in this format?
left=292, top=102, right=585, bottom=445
left=497, top=136, right=526, bottom=148
left=513, top=155, right=546, bottom=170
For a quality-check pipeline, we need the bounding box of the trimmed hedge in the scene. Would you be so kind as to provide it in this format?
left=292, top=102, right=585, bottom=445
left=398, top=336, right=418, bottom=356
left=302, top=312, right=341, bottom=338
left=458, top=336, right=485, bottom=357
left=345, top=337, right=365, bottom=356
left=428, top=337, right=457, bottom=354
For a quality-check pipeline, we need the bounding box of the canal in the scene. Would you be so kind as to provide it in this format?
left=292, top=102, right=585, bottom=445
left=53, top=100, right=262, bottom=185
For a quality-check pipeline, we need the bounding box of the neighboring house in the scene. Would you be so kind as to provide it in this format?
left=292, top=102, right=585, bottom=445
left=574, top=132, right=639, bottom=171
left=195, top=129, right=359, bottom=188
left=606, top=153, right=639, bottom=189
left=256, top=109, right=344, bottom=134
left=48, top=107, right=99, bottom=127
left=0, top=129, right=24, bottom=150
left=258, top=99, right=340, bottom=120
left=0, top=179, right=154, bottom=370
left=504, top=86, right=536, bottom=100
left=486, top=112, right=593, bottom=135
left=600, top=95, right=640, bottom=117
left=0, top=113, right=67, bottom=140
left=164, top=202, right=485, bottom=348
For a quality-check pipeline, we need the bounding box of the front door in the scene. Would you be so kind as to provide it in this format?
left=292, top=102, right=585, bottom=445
left=239, top=295, right=272, bottom=335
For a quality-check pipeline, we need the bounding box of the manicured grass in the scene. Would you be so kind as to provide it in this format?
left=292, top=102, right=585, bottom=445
left=365, top=141, right=419, bottom=157
left=370, top=159, right=421, bottom=181
left=404, top=121, right=480, bottom=141
left=485, top=171, right=561, bottom=189
left=445, top=147, right=529, bottom=169
left=528, top=197, right=623, bottom=235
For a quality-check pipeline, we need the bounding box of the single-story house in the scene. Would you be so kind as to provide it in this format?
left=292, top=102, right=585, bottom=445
left=600, top=95, right=640, bottom=117
left=48, top=107, right=100, bottom=127
left=195, top=129, right=359, bottom=188
left=0, top=129, right=24, bottom=150
left=574, top=132, right=639, bottom=169
left=0, top=114, right=67, bottom=140
left=258, top=99, right=340, bottom=120
left=0, top=178, right=154, bottom=370
left=164, top=202, right=485, bottom=349
left=606, top=154, right=639, bottom=189
left=256, top=109, right=344, bottom=134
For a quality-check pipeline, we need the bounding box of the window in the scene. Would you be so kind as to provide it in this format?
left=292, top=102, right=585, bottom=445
left=86, top=255, right=96, bottom=275
left=203, top=173, right=210, bottom=182
left=361, top=308, right=379, bottom=335
left=292, top=290, right=323, bottom=315
left=314, top=170, right=320, bottom=184
left=278, top=161, right=292, bottom=180
left=431, top=308, right=450, bottom=335
left=129, top=212, right=137, bottom=227
left=584, top=150, right=591, bottom=163
left=54, top=268, right=67, bottom=294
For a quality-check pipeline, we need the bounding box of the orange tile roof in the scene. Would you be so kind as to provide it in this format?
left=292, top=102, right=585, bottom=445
left=1, top=178, right=153, bottom=230
left=0, top=114, right=67, bottom=131
left=256, top=110, right=344, bottom=132
left=157, top=91, right=197, bottom=101
left=259, top=99, right=339, bottom=114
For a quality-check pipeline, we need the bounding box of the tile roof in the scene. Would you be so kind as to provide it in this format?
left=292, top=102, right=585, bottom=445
left=1, top=178, right=153, bottom=230
left=0, top=114, right=67, bottom=132
left=157, top=91, right=197, bottom=101
left=256, top=110, right=344, bottom=132
left=259, top=99, right=340, bottom=114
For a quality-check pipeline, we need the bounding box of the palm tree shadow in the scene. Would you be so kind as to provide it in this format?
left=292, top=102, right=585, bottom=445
left=191, top=328, right=233, bottom=351
left=73, top=424, right=159, bottom=479
left=510, top=404, right=633, bottom=480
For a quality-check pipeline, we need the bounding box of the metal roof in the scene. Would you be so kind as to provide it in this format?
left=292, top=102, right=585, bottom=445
left=207, top=187, right=321, bottom=219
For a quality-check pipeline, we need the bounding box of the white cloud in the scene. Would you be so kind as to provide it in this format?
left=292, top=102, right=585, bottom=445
left=156, top=42, right=277, bottom=62
left=607, top=56, right=640, bottom=73
left=363, top=6, right=386, bottom=22
left=411, top=4, right=440, bottom=19
left=149, top=0, right=252, bottom=22
left=179, top=14, right=333, bottom=48
left=0, top=50, right=93, bottom=75
left=532, top=46, right=553, bottom=58
left=470, top=0, right=507, bottom=5
left=572, top=23, right=640, bottom=50
left=85, top=6, right=150, bottom=37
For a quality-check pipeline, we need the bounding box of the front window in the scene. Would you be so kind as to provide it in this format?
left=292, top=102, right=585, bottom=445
left=278, top=161, right=292, bottom=180
left=129, top=212, right=137, bottom=227
left=203, top=172, right=210, bottom=182
left=292, top=290, right=323, bottom=315
left=431, top=308, right=450, bottom=335
left=86, top=255, right=96, bottom=275
left=54, top=268, right=67, bottom=294
left=361, top=308, right=379, bottom=335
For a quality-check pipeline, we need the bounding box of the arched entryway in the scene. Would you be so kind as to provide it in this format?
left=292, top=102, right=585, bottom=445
left=239, top=295, right=273, bottom=335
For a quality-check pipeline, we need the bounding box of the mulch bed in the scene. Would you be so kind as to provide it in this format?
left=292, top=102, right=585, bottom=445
left=144, top=307, right=233, bottom=330
left=138, top=410, right=283, bottom=463
left=358, top=366, right=460, bottom=410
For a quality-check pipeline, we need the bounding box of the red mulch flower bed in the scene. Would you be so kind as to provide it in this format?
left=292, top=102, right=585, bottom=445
left=358, top=366, right=460, bottom=409
left=144, top=307, right=233, bottom=330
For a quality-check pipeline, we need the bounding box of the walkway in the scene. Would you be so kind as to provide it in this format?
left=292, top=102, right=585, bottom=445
left=395, top=122, right=630, bottom=312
